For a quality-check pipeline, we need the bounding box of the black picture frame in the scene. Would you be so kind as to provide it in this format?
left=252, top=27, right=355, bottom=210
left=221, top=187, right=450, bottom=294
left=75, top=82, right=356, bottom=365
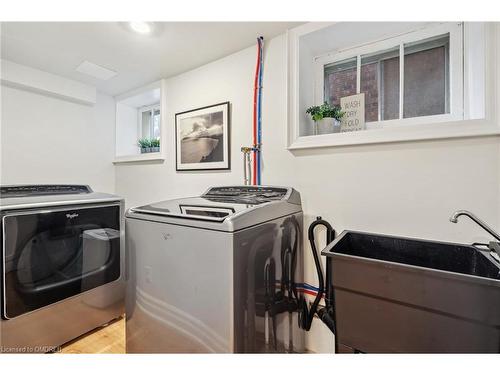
left=175, top=101, right=231, bottom=171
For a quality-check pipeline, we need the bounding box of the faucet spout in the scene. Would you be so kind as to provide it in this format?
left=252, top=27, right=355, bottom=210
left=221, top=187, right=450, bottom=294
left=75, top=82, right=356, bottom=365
left=449, top=210, right=500, bottom=242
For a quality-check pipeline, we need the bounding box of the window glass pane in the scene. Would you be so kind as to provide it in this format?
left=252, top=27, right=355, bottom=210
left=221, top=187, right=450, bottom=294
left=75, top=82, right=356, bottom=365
left=404, top=34, right=449, bottom=118
left=152, top=109, right=161, bottom=139
left=141, top=109, right=152, bottom=138
left=324, top=57, right=357, bottom=107
left=361, top=47, right=399, bottom=122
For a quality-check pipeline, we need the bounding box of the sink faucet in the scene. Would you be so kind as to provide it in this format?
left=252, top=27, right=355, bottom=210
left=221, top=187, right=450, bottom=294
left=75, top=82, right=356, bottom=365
left=449, top=210, right=500, bottom=242
left=450, top=210, right=500, bottom=263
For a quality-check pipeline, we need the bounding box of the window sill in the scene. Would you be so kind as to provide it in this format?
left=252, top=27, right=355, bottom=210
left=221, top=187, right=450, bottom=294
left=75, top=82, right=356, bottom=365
left=113, top=152, right=165, bottom=164
left=287, top=119, right=500, bottom=150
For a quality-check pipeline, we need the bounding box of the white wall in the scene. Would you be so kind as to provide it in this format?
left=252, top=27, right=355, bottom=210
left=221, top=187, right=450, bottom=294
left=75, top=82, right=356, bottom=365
left=115, top=31, right=500, bottom=352
left=116, top=102, right=139, bottom=157
left=115, top=47, right=257, bottom=207
left=1, top=85, right=116, bottom=193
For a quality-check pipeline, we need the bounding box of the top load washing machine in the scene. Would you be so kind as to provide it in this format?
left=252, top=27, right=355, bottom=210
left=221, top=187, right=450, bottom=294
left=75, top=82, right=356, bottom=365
left=0, top=185, right=124, bottom=353
left=125, top=186, right=305, bottom=353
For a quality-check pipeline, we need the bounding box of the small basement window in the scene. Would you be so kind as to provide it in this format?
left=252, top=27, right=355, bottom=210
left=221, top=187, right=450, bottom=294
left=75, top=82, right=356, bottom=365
left=140, top=105, right=161, bottom=139
left=288, top=22, right=492, bottom=148
left=114, top=80, right=165, bottom=163
left=314, top=23, right=462, bottom=129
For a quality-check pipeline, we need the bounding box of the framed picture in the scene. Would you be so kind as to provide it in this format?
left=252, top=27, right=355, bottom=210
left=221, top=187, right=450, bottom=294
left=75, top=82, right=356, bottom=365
left=175, top=102, right=230, bottom=171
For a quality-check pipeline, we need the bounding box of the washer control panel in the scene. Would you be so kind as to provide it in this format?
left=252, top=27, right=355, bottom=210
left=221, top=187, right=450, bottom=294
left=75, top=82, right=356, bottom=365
left=202, top=186, right=289, bottom=204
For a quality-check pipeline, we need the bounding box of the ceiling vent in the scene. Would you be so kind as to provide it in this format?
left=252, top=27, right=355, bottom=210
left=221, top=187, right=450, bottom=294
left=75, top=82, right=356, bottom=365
left=76, top=60, right=117, bottom=80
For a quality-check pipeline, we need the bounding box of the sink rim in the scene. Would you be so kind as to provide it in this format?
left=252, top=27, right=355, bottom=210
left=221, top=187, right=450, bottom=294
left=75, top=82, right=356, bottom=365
left=322, top=229, right=500, bottom=285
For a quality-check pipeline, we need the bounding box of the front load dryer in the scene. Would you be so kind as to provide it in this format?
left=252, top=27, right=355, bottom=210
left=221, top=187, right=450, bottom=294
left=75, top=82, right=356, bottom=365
left=0, top=185, right=125, bottom=353
left=125, top=186, right=305, bottom=353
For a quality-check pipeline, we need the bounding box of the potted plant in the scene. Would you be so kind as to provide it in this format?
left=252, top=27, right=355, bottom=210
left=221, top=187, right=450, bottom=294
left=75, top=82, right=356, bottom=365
left=138, top=138, right=152, bottom=153
left=151, top=138, right=160, bottom=153
left=306, top=102, right=344, bottom=135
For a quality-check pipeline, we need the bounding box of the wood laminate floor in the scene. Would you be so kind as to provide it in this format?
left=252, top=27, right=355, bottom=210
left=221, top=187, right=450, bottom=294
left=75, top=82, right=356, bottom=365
left=58, top=316, right=125, bottom=354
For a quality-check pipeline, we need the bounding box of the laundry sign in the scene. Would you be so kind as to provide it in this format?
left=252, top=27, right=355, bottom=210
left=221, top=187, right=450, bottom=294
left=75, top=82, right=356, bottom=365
left=340, top=93, right=365, bottom=132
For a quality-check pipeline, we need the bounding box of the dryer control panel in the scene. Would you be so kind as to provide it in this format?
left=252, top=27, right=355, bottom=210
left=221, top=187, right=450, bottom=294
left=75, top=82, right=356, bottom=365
left=0, top=185, right=92, bottom=198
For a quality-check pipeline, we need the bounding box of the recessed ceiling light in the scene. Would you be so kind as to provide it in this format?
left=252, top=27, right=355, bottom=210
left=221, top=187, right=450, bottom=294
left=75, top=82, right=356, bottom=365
left=129, top=22, right=152, bottom=34
left=119, top=22, right=162, bottom=37
left=76, top=60, right=117, bottom=81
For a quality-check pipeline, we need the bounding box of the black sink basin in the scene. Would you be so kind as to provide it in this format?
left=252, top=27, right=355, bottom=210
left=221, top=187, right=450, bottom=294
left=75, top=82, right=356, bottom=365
left=329, top=231, right=500, bottom=279
left=322, top=230, right=500, bottom=353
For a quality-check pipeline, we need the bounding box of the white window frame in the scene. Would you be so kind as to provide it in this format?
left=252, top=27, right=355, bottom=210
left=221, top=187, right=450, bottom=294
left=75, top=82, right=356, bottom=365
left=286, top=22, right=500, bottom=150
left=138, top=103, right=161, bottom=139
left=113, top=79, right=166, bottom=164
left=313, top=22, right=463, bottom=129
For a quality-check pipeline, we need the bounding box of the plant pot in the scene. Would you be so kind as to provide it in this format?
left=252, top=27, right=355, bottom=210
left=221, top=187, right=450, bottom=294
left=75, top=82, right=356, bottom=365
left=151, top=147, right=160, bottom=153
left=140, top=148, right=147, bottom=154
left=314, top=118, right=341, bottom=135
left=333, top=119, right=341, bottom=133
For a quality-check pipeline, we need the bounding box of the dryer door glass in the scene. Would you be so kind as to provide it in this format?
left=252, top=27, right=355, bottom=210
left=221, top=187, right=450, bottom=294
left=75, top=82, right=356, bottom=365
left=2, top=204, right=121, bottom=319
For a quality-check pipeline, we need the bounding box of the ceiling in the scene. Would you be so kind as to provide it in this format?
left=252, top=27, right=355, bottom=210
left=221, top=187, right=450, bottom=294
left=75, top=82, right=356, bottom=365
left=1, top=22, right=301, bottom=96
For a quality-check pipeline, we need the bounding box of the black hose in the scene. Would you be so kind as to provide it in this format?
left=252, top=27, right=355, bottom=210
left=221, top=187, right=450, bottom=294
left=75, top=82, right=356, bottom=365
left=279, top=216, right=308, bottom=328
left=279, top=217, right=298, bottom=297
left=317, top=307, right=336, bottom=335
left=301, top=216, right=335, bottom=331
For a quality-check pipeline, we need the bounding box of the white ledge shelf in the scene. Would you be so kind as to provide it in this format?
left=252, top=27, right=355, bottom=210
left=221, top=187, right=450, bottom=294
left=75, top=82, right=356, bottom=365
left=113, top=152, right=165, bottom=164
left=288, top=120, right=500, bottom=150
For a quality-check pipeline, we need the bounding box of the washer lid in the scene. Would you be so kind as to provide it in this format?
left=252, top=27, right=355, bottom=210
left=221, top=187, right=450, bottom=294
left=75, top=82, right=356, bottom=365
left=130, top=196, right=259, bottom=222
left=127, top=185, right=302, bottom=231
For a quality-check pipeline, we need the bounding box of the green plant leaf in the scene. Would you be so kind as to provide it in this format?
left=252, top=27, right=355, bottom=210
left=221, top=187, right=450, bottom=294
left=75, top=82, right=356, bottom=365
left=306, top=102, right=344, bottom=122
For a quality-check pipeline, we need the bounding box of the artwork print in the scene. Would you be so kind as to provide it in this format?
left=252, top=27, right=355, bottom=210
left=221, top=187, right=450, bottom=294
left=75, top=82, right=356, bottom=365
left=175, top=102, right=230, bottom=171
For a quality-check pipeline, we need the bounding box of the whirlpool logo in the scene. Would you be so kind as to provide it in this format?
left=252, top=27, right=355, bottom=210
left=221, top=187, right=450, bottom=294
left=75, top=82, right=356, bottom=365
left=66, top=213, right=79, bottom=219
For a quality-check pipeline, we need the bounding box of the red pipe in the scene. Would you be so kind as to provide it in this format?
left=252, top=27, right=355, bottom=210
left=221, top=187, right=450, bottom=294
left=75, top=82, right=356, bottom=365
left=252, top=40, right=261, bottom=185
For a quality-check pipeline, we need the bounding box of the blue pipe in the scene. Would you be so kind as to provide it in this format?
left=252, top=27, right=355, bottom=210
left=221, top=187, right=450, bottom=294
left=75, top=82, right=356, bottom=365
left=255, top=40, right=260, bottom=185
left=257, top=37, right=264, bottom=185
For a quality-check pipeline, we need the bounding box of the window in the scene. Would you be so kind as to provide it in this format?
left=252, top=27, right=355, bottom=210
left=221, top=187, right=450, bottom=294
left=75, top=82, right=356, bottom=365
left=315, top=23, right=462, bottom=128
left=115, top=81, right=165, bottom=162
left=288, top=22, right=492, bottom=149
left=360, top=47, right=400, bottom=122
left=403, top=35, right=449, bottom=118
left=140, top=105, right=161, bottom=139
left=324, top=57, right=357, bottom=107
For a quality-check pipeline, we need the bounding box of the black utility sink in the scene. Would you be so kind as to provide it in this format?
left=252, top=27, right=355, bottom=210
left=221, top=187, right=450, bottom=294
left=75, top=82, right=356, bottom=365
left=322, top=231, right=500, bottom=353
left=331, top=231, right=500, bottom=279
